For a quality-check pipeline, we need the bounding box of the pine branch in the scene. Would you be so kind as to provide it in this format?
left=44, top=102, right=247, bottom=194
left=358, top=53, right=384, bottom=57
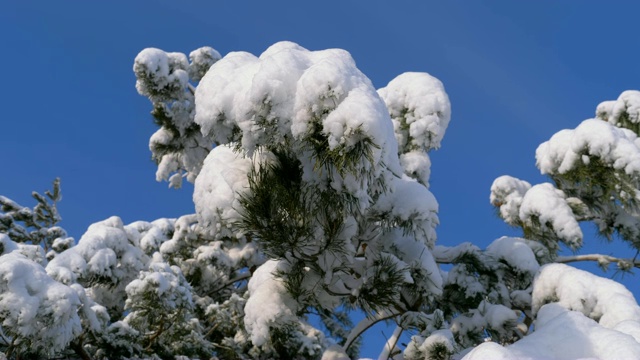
left=556, top=253, right=640, bottom=271
left=344, top=309, right=400, bottom=351
left=378, top=325, right=403, bottom=360
left=206, top=272, right=252, bottom=297
left=71, top=337, right=93, bottom=360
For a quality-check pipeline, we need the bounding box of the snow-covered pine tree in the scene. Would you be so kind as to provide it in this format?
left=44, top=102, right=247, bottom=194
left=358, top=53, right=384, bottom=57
left=491, top=91, right=640, bottom=270
left=0, top=41, right=639, bottom=360
left=465, top=90, right=640, bottom=359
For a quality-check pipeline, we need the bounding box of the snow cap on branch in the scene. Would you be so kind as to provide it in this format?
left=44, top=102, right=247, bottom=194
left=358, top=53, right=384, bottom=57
left=244, top=260, right=299, bottom=346
left=0, top=234, right=82, bottom=354
left=596, top=90, right=640, bottom=129
left=536, top=119, right=640, bottom=176
left=194, top=41, right=404, bottom=208
left=377, top=72, right=451, bottom=152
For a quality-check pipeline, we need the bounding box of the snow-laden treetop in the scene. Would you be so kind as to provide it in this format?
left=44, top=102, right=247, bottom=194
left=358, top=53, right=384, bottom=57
left=131, top=41, right=452, bottom=359
left=2, top=40, right=639, bottom=360
left=134, top=41, right=450, bottom=190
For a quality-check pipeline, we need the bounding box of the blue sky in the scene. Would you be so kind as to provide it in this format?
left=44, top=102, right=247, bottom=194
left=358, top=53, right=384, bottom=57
left=2, top=1, right=640, bottom=357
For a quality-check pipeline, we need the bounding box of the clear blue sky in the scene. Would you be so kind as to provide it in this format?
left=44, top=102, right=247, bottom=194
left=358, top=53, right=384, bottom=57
left=2, top=1, right=640, bottom=357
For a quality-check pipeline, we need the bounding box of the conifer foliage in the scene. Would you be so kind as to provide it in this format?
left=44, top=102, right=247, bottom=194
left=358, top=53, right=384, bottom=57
left=0, top=42, right=639, bottom=360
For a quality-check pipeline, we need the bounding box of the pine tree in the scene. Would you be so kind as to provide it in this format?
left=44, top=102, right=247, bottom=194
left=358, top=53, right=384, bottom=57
left=0, top=42, right=639, bottom=360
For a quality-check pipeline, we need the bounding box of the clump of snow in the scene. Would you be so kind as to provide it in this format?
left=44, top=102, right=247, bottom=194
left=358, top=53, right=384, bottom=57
left=0, top=235, right=82, bottom=354
left=378, top=72, right=451, bottom=152
left=134, top=48, right=189, bottom=102
left=376, top=72, right=450, bottom=186
left=536, top=118, right=640, bottom=176
left=150, top=126, right=211, bottom=186
left=596, top=90, right=640, bottom=126
left=532, top=263, right=640, bottom=328
left=194, top=41, right=405, bottom=208
left=462, top=304, right=640, bottom=360
left=405, top=329, right=455, bottom=360
left=51, top=236, right=74, bottom=253
left=125, top=253, right=193, bottom=313
left=486, top=236, right=540, bottom=276
left=244, top=260, right=299, bottom=346
left=464, top=264, right=640, bottom=359
left=16, top=243, right=47, bottom=266
left=0, top=233, right=18, bottom=255
left=70, top=283, right=109, bottom=332
left=47, top=216, right=147, bottom=286
left=484, top=303, right=517, bottom=332
left=193, top=144, right=272, bottom=239
left=491, top=176, right=582, bottom=249
left=134, top=46, right=214, bottom=187
left=399, top=150, right=431, bottom=187
left=321, top=344, right=349, bottom=360
left=373, top=175, right=439, bottom=247
left=519, top=183, right=582, bottom=249
left=379, top=229, right=443, bottom=298
left=188, top=46, right=221, bottom=81
left=490, top=175, right=531, bottom=226
left=450, top=301, right=517, bottom=344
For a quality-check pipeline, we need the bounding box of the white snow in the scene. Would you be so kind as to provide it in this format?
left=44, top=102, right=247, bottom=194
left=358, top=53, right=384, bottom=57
left=188, top=46, right=222, bottom=81
left=490, top=175, right=531, bottom=226
left=0, top=234, right=82, bottom=353
left=193, top=144, right=272, bottom=239
left=134, top=48, right=189, bottom=101
left=463, top=304, right=640, bottom=360
left=321, top=344, right=350, bottom=360
left=244, top=259, right=299, bottom=346
left=536, top=118, right=640, bottom=176
left=596, top=90, right=640, bottom=126
left=532, top=263, right=640, bottom=329
left=380, top=229, right=443, bottom=297
left=462, top=264, right=640, bottom=359
left=399, top=150, right=431, bottom=186
left=194, top=41, right=405, bottom=208
left=125, top=253, right=193, bottom=311
left=491, top=176, right=582, bottom=249
left=520, top=183, right=582, bottom=248
left=377, top=72, right=451, bottom=152
left=486, top=236, right=540, bottom=275
left=47, top=216, right=147, bottom=285
left=373, top=175, right=439, bottom=247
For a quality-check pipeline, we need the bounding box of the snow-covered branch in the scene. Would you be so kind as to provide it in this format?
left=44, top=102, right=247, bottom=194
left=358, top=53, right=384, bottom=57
left=556, top=253, right=640, bottom=270
left=344, top=310, right=401, bottom=351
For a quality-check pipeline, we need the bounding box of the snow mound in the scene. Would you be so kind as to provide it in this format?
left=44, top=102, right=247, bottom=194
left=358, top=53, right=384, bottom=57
left=532, top=263, right=640, bottom=328
left=463, top=264, right=640, bottom=359
left=463, top=304, right=640, bottom=360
